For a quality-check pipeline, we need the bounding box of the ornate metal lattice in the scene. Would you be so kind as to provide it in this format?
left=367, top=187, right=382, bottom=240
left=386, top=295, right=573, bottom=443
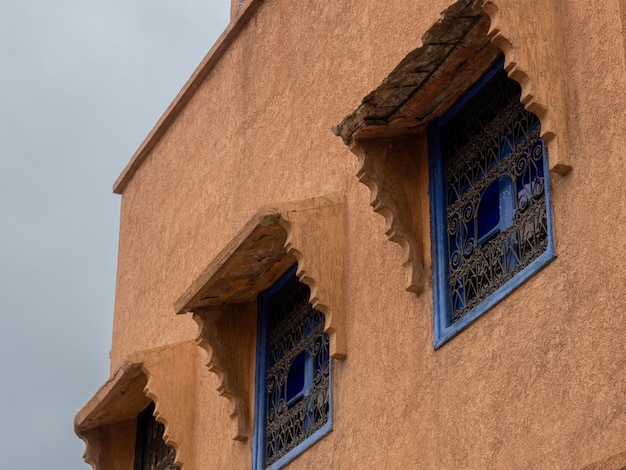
left=262, top=277, right=330, bottom=468
left=133, top=402, right=180, bottom=470
left=441, top=70, right=549, bottom=323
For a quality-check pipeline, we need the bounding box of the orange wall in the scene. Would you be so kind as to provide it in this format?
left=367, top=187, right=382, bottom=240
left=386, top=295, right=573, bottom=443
left=109, top=0, right=626, bottom=468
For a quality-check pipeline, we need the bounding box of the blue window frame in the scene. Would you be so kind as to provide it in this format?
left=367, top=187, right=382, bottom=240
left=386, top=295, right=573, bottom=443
left=429, top=57, right=555, bottom=348
left=253, top=264, right=332, bottom=470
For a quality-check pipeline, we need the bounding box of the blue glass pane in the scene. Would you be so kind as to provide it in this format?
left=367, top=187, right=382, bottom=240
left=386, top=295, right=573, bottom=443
left=286, top=351, right=307, bottom=404
left=478, top=180, right=500, bottom=243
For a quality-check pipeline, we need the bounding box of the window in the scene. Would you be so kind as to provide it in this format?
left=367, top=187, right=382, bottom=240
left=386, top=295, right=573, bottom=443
left=253, top=264, right=332, bottom=469
left=133, top=402, right=179, bottom=470
left=429, top=57, right=555, bottom=348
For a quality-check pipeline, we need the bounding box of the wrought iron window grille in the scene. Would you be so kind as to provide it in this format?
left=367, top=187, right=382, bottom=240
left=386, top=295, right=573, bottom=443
left=253, top=264, right=332, bottom=470
left=133, top=402, right=180, bottom=470
left=429, top=56, right=555, bottom=348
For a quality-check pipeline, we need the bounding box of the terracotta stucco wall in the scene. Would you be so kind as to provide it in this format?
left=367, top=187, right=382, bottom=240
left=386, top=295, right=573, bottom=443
left=107, top=0, right=626, bottom=468
left=111, top=0, right=448, bottom=366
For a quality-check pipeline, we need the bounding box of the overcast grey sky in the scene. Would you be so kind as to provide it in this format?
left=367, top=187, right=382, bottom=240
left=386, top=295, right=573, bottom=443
left=0, top=1, right=229, bottom=467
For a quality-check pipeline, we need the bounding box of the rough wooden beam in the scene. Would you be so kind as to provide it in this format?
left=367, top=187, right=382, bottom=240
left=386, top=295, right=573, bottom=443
left=333, top=0, right=492, bottom=146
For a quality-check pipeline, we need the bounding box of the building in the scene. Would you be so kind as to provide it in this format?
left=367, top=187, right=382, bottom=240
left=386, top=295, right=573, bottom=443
left=75, top=0, right=626, bottom=468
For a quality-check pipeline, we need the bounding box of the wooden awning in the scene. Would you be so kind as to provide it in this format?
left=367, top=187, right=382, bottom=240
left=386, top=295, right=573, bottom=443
left=333, top=0, right=499, bottom=146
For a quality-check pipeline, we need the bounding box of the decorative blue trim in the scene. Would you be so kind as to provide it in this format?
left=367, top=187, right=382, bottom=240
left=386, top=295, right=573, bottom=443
left=428, top=56, right=556, bottom=349
left=253, top=264, right=333, bottom=470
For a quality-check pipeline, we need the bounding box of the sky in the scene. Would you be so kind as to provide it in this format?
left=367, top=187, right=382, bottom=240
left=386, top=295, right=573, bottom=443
left=0, top=1, right=229, bottom=468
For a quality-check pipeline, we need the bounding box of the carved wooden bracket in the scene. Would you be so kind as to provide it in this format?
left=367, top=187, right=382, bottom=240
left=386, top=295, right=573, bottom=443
left=191, top=303, right=256, bottom=442
left=482, top=0, right=571, bottom=174
left=175, top=193, right=346, bottom=441
left=349, top=135, right=429, bottom=294
left=278, top=194, right=347, bottom=357
left=75, top=341, right=197, bottom=470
